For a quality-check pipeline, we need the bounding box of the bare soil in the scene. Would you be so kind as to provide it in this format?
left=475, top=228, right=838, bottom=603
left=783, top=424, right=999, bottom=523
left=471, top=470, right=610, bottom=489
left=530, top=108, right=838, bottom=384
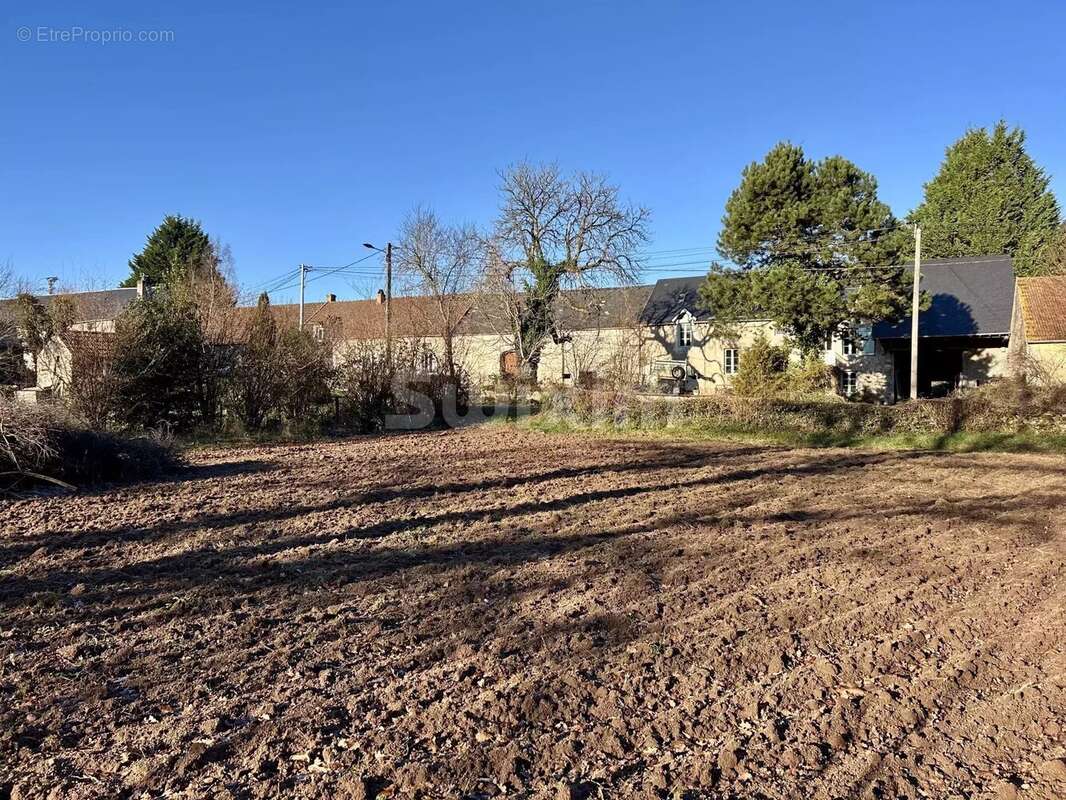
left=2, top=426, right=1066, bottom=799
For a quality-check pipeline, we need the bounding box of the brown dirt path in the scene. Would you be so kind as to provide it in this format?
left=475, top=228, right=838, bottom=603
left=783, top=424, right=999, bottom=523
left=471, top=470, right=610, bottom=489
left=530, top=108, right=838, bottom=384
left=1, top=426, right=1065, bottom=799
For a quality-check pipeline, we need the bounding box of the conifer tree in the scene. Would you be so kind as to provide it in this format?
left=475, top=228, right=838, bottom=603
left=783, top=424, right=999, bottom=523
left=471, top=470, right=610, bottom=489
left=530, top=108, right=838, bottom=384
left=910, top=122, right=1061, bottom=275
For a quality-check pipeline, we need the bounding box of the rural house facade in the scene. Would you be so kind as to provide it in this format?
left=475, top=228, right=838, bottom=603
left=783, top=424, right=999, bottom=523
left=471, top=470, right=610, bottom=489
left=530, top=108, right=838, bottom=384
left=627, top=256, right=1015, bottom=402
left=264, top=254, right=1019, bottom=402
left=0, top=286, right=141, bottom=402
left=3, top=254, right=1042, bottom=407
left=1010, top=275, right=1066, bottom=384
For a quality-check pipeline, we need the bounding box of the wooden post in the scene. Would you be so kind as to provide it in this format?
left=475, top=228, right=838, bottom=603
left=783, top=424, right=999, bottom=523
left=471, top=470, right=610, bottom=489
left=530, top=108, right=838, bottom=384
left=909, top=226, right=922, bottom=400
left=298, top=263, right=309, bottom=331
left=384, top=243, right=392, bottom=362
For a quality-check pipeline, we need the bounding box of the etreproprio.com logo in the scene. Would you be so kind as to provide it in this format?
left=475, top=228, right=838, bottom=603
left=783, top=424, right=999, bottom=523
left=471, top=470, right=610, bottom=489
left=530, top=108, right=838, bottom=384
left=17, top=26, right=175, bottom=44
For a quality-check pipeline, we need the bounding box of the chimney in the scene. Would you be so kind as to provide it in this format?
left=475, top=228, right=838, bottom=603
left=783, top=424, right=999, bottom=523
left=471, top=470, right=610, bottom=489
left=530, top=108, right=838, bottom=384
left=375, top=289, right=386, bottom=305
left=46, top=277, right=58, bottom=295
left=136, top=276, right=147, bottom=299
left=325, top=293, right=337, bottom=303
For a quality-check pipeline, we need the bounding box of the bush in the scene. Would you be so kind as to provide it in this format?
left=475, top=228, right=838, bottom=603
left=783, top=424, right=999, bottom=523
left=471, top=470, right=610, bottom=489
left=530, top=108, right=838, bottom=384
left=0, top=400, right=180, bottom=494
left=539, top=381, right=1066, bottom=439
left=335, top=341, right=398, bottom=433
left=335, top=341, right=473, bottom=433
left=113, top=292, right=207, bottom=431
left=731, top=332, right=833, bottom=398
left=226, top=295, right=334, bottom=433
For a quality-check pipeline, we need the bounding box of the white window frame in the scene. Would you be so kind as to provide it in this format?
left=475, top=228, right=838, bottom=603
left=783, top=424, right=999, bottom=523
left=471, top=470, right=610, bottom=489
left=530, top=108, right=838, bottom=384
left=723, top=348, right=739, bottom=375
left=677, top=319, right=693, bottom=348
left=842, top=335, right=856, bottom=356
left=823, top=332, right=834, bottom=352
left=311, top=323, right=325, bottom=342
left=842, top=370, right=858, bottom=396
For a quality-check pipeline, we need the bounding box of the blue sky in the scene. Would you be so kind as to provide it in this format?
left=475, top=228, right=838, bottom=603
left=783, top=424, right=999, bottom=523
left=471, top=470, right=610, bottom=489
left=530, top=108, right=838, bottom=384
left=3, top=1, right=1065, bottom=303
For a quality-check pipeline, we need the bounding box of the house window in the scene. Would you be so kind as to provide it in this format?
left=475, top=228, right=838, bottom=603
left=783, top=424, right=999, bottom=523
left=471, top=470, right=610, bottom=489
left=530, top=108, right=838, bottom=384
left=311, top=323, right=325, bottom=342
left=823, top=332, right=834, bottom=352
left=842, top=335, right=856, bottom=356
left=724, top=348, right=738, bottom=375
left=421, top=351, right=439, bottom=374
left=842, top=370, right=858, bottom=396
left=677, top=320, right=693, bottom=348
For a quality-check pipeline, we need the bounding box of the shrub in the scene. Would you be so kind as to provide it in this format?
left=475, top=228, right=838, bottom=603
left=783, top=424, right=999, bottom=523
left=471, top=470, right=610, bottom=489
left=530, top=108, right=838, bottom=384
left=0, top=400, right=180, bottom=494
left=113, top=292, right=207, bottom=431
left=335, top=341, right=398, bottom=433
left=227, top=295, right=283, bottom=431
left=335, top=341, right=473, bottom=433
left=731, top=333, right=790, bottom=397
left=67, top=347, right=122, bottom=429
left=539, top=382, right=1066, bottom=440
left=276, top=328, right=333, bottom=420
left=731, top=332, right=833, bottom=399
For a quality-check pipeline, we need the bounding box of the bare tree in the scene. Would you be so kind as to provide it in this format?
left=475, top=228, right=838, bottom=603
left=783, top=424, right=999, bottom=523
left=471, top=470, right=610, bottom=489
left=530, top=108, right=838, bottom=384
left=489, top=162, right=650, bottom=380
left=395, top=206, right=482, bottom=380
left=173, top=237, right=240, bottom=426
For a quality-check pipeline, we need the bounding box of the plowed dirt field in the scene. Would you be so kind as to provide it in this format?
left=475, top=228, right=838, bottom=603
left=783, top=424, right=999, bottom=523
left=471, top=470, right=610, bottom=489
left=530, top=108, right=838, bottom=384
left=2, top=427, right=1066, bottom=799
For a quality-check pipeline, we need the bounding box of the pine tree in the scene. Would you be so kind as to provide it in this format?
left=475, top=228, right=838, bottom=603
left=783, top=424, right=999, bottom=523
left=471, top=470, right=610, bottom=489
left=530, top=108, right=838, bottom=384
left=910, top=121, right=1062, bottom=276
left=703, top=142, right=910, bottom=351
left=123, top=215, right=216, bottom=288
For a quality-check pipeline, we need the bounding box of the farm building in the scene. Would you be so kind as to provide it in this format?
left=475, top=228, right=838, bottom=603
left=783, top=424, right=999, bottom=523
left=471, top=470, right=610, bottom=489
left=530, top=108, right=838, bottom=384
left=870, top=256, right=1015, bottom=400
left=1010, top=275, right=1066, bottom=384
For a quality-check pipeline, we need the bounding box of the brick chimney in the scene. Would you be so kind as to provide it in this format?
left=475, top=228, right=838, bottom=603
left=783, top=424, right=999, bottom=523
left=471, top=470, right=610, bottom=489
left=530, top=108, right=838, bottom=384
left=325, top=293, right=337, bottom=303
left=375, top=289, right=385, bottom=305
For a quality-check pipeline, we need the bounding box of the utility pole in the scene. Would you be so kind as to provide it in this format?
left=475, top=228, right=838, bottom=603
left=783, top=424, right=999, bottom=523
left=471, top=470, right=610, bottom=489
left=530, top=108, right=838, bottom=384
left=909, top=226, right=922, bottom=401
left=362, top=241, right=394, bottom=360
left=384, top=243, right=393, bottom=362
left=298, top=263, right=310, bottom=331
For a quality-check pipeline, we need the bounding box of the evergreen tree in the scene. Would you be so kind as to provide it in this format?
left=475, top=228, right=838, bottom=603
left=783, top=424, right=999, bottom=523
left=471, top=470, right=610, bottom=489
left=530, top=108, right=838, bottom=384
left=123, top=215, right=216, bottom=288
left=1039, top=224, right=1066, bottom=275
left=703, top=142, right=910, bottom=351
left=910, top=121, right=1062, bottom=276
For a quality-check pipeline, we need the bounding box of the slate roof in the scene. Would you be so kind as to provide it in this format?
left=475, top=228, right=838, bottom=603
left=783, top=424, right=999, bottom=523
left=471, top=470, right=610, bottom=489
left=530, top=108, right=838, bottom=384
left=1017, top=275, right=1066, bottom=342
left=251, top=285, right=654, bottom=340
left=872, top=256, right=1015, bottom=339
left=638, top=276, right=713, bottom=326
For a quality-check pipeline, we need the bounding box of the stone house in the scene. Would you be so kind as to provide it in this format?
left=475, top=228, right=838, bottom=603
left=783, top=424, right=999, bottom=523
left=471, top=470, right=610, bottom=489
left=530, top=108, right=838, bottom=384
left=254, top=254, right=1018, bottom=403
left=634, top=255, right=1015, bottom=402
left=0, top=286, right=141, bottom=402
left=1010, top=275, right=1066, bottom=384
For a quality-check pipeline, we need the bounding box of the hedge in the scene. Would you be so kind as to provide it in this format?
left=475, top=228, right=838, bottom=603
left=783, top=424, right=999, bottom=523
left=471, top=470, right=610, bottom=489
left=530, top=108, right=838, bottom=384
left=540, top=383, right=1066, bottom=437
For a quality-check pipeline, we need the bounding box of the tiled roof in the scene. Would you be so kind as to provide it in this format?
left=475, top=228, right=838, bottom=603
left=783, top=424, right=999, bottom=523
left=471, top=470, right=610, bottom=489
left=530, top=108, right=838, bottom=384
left=59, top=330, right=118, bottom=361
left=872, top=255, right=1015, bottom=339
left=1017, top=276, right=1066, bottom=342
left=247, top=285, right=654, bottom=340
left=0, top=288, right=138, bottom=326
